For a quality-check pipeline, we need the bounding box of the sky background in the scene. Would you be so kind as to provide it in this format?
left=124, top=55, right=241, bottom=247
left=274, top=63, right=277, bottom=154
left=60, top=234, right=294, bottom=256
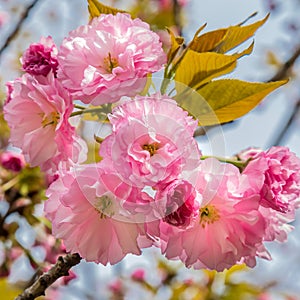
left=1, top=0, right=300, bottom=298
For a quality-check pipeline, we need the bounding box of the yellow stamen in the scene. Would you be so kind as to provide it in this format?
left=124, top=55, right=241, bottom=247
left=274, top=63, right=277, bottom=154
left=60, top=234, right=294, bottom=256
left=41, top=112, right=60, bottom=128
left=142, top=143, right=159, bottom=157
left=199, top=204, right=220, bottom=228
left=94, top=195, right=114, bottom=219
left=103, top=53, right=118, bottom=73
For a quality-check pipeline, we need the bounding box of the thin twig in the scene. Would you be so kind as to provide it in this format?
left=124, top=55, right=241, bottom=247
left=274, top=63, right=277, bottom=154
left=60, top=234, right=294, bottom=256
left=0, top=0, right=41, bottom=59
left=267, top=45, right=300, bottom=146
left=15, top=253, right=82, bottom=300
left=268, top=44, right=300, bottom=82
left=270, top=99, right=300, bottom=146
left=172, top=0, right=183, bottom=36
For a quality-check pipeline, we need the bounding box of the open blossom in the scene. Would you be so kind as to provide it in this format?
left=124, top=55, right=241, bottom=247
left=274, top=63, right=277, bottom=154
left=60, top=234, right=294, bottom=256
left=242, top=146, right=300, bottom=213
left=44, top=164, right=144, bottom=265
left=57, top=13, right=166, bottom=105
left=100, top=93, right=201, bottom=187
left=4, top=73, right=86, bottom=173
left=21, top=36, right=58, bottom=76
left=160, top=159, right=266, bottom=271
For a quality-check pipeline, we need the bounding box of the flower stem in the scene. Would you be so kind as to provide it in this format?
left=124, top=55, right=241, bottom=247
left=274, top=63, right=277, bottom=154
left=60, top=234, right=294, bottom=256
left=201, top=155, right=248, bottom=171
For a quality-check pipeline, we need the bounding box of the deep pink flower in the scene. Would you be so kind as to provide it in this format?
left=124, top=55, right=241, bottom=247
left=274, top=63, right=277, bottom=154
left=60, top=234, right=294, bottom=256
left=44, top=164, right=144, bottom=265
left=57, top=13, right=166, bottom=105
left=131, top=268, right=145, bottom=281
left=100, top=93, right=200, bottom=188
left=0, top=151, right=25, bottom=172
left=155, top=179, right=198, bottom=227
left=160, top=158, right=266, bottom=271
left=242, top=146, right=300, bottom=213
left=4, top=73, right=87, bottom=173
left=21, top=36, right=58, bottom=76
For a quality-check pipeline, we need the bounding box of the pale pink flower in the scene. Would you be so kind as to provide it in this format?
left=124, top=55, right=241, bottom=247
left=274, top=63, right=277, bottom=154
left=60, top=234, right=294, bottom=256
left=160, top=159, right=266, bottom=271
left=57, top=13, right=166, bottom=105
left=21, top=36, right=58, bottom=76
left=0, top=11, right=9, bottom=28
left=4, top=73, right=87, bottom=173
left=44, top=164, right=143, bottom=265
left=242, top=146, right=300, bottom=213
left=259, top=206, right=295, bottom=243
left=0, top=151, right=25, bottom=172
left=100, top=93, right=200, bottom=187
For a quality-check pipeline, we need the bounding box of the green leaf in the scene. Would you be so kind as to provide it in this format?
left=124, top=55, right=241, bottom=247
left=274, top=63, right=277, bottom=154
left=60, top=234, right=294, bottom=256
left=189, top=14, right=268, bottom=54
left=87, top=0, right=127, bottom=19
left=177, top=79, right=287, bottom=126
left=175, top=50, right=237, bottom=91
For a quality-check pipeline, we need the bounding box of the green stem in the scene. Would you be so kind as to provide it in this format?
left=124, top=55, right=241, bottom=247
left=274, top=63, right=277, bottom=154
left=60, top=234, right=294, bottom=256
left=74, top=104, right=86, bottom=110
left=70, top=107, right=107, bottom=117
left=201, top=155, right=247, bottom=170
left=1, top=174, right=20, bottom=192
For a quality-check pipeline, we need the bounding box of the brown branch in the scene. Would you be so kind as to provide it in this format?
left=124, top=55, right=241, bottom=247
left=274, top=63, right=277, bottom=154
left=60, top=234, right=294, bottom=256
left=270, top=98, right=300, bottom=146
left=172, top=0, right=183, bottom=36
left=268, top=44, right=300, bottom=82
left=0, top=0, right=41, bottom=59
left=267, top=45, right=300, bottom=146
left=15, top=253, right=82, bottom=300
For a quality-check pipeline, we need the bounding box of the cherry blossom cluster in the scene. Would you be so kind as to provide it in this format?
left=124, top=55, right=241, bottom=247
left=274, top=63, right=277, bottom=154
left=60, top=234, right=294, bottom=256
left=3, top=13, right=300, bottom=272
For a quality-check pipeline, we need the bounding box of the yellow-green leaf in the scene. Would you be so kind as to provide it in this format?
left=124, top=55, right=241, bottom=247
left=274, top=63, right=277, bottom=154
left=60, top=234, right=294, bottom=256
left=0, top=278, right=21, bottom=300
left=213, top=14, right=269, bottom=53
left=189, top=28, right=227, bottom=53
left=177, top=79, right=287, bottom=126
left=189, top=14, right=268, bottom=54
left=175, top=51, right=237, bottom=91
left=232, top=41, right=254, bottom=59
left=167, top=28, right=184, bottom=64
left=87, top=0, right=127, bottom=19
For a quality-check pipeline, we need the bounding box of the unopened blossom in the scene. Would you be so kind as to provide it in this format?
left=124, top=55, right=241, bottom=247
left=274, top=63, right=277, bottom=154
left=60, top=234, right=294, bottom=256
left=4, top=73, right=86, bottom=173
left=0, top=151, right=25, bottom=172
left=21, top=36, right=59, bottom=76
left=100, top=93, right=200, bottom=188
left=57, top=13, right=166, bottom=105
left=160, top=158, right=266, bottom=271
left=242, top=146, right=300, bottom=213
left=44, top=164, right=143, bottom=265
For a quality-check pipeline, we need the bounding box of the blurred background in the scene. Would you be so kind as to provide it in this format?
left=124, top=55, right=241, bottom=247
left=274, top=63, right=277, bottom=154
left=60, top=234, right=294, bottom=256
left=0, top=0, right=300, bottom=299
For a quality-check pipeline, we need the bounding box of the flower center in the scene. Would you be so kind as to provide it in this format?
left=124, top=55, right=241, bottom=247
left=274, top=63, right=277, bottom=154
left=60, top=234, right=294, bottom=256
left=142, top=142, right=159, bottom=157
left=199, top=204, right=220, bottom=228
left=103, top=53, right=118, bottom=73
left=41, top=111, right=60, bottom=128
left=94, top=195, right=114, bottom=219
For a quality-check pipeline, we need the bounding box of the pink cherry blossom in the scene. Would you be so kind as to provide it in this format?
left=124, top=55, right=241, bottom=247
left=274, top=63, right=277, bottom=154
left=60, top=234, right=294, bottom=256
left=131, top=268, right=145, bottom=281
left=21, top=36, right=59, bottom=76
left=0, top=151, right=25, bottom=172
left=242, top=146, right=300, bottom=213
left=44, top=164, right=143, bottom=265
left=259, top=206, right=295, bottom=243
left=4, top=73, right=87, bottom=173
left=155, top=179, right=199, bottom=227
left=160, top=158, right=266, bottom=271
left=57, top=13, right=166, bottom=105
left=100, top=93, right=201, bottom=188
